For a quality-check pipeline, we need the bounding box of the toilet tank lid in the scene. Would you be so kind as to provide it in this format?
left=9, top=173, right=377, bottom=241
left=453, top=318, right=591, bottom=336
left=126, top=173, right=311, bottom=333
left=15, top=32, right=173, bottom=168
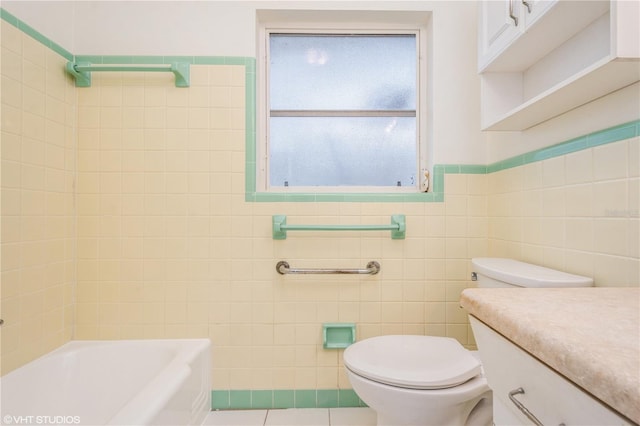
left=471, top=258, right=594, bottom=288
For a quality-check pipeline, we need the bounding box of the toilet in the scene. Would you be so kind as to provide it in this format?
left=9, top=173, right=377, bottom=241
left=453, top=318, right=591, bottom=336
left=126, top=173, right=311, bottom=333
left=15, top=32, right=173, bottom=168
left=343, top=258, right=594, bottom=426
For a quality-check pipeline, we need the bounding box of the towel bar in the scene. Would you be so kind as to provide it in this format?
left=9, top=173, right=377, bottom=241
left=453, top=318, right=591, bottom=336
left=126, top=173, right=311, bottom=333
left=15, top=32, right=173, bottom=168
left=65, top=61, right=190, bottom=87
left=272, top=215, right=405, bottom=239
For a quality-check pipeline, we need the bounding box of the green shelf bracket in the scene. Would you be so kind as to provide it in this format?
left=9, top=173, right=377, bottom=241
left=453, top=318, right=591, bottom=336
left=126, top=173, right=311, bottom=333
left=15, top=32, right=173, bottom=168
left=65, top=61, right=190, bottom=88
left=272, top=214, right=406, bottom=240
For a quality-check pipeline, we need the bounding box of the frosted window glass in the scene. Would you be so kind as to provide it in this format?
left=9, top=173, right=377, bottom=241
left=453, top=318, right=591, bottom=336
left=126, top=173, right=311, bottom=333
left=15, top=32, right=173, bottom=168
left=270, top=35, right=416, bottom=110
left=270, top=117, right=416, bottom=187
left=268, top=34, right=418, bottom=188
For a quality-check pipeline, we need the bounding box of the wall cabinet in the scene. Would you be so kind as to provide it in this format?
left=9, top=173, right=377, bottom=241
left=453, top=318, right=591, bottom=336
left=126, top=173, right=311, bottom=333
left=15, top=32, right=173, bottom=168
left=478, top=0, right=640, bottom=131
left=469, top=317, right=633, bottom=425
left=479, top=0, right=556, bottom=71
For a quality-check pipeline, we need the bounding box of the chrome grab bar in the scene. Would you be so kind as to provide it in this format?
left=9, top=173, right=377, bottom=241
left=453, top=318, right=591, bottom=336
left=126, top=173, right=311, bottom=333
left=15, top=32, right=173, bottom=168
left=276, top=261, right=380, bottom=275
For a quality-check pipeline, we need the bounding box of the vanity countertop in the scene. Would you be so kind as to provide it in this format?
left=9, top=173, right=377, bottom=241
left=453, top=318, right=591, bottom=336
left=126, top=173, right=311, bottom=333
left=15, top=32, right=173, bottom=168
left=460, top=287, right=640, bottom=424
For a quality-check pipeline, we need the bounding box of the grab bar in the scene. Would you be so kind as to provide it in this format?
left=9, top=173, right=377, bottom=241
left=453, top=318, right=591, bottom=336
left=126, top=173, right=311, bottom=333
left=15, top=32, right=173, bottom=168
left=65, top=61, right=190, bottom=87
left=272, top=215, right=405, bottom=240
left=276, top=261, right=380, bottom=275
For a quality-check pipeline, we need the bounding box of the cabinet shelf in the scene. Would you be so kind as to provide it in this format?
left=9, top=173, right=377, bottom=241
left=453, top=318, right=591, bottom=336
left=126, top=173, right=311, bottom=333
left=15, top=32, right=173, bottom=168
left=479, top=0, right=640, bottom=131
left=482, top=57, right=640, bottom=131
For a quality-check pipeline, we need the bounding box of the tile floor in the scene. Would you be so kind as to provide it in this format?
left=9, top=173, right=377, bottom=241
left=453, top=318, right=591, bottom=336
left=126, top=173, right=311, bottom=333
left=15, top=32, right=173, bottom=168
left=204, top=407, right=376, bottom=426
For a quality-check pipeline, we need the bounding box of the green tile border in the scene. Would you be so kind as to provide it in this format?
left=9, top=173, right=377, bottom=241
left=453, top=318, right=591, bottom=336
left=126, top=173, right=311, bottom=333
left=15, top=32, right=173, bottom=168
left=211, top=389, right=366, bottom=410
left=3, top=7, right=638, bottom=204
left=247, top=119, right=638, bottom=202
left=73, top=54, right=252, bottom=66
left=1, top=8, right=73, bottom=60
left=489, top=120, right=639, bottom=173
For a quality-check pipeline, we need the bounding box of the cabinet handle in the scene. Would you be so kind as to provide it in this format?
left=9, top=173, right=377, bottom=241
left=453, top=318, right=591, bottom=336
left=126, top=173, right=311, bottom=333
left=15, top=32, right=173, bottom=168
left=509, top=0, right=519, bottom=26
left=508, top=388, right=543, bottom=425
left=522, top=0, right=532, bottom=13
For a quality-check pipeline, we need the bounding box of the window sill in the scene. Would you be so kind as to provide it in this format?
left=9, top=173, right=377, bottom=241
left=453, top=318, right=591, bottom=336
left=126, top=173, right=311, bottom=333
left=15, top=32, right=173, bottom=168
left=246, top=191, right=444, bottom=203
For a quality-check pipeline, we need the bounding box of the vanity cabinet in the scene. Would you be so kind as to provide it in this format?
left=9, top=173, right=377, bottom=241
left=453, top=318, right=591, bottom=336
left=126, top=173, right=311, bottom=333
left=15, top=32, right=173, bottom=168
left=478, top=0, right=640, bottom=130
left=469, top=317, right=632, bottom=425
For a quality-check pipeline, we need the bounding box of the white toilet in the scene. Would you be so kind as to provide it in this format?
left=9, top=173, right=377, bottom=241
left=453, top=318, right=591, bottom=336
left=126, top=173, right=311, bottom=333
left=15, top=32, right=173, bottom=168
left=343, top=257, right=594, bottom=426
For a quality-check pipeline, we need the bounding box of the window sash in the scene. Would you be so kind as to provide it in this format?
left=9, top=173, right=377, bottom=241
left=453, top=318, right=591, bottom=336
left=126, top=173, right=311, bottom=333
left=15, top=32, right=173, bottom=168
left=270, top=110, right=416, bottom=117
left=258, top=25, right=427, bottom=193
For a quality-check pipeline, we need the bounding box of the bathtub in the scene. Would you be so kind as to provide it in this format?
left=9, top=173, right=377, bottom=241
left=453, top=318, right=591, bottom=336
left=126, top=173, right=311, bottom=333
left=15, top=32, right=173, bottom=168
left=0, top=339, right=211, bottom=426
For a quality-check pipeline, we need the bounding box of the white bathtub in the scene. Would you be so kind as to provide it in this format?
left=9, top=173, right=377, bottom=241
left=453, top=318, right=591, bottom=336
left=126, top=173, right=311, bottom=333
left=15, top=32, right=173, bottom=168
left=0, top=339, right=211, bottom=426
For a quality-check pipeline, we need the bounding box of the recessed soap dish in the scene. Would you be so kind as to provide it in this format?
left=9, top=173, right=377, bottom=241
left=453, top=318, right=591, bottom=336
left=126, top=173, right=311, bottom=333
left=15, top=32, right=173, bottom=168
left=323, top=323, right=356, bottom=349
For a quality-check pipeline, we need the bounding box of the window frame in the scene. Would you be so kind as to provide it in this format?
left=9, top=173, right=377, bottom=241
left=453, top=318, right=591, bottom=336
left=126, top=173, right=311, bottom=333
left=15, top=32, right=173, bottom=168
left=257, top=16, right=429, bottom=194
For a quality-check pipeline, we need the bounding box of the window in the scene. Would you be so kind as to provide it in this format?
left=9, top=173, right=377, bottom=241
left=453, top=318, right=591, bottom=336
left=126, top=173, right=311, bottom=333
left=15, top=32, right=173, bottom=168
left=258, top=15, right=429, bottom=193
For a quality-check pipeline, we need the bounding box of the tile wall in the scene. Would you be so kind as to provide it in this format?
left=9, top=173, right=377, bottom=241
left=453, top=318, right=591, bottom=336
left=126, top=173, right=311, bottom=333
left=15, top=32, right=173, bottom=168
left=1, top=11, right=638, bottom=409
left=0, top=20, right=76, bottom=374
left=73, top=65, right=487, bottom=394
left=487, top=135, right=639, bottom=287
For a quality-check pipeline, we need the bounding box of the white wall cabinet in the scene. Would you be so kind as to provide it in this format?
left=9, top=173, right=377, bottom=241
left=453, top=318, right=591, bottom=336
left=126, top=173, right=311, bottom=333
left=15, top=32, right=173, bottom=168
left=478, top=0, right=640, bottom=131
left=469, top=317, right=633, bottom=425
left=478, top=0, right=556, bottom=71
left=478, top=0, right=522, bottom=70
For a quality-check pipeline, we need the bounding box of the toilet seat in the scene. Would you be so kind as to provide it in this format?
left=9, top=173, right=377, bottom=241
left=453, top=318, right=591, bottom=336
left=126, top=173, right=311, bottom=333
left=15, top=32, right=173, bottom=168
left=343, top=335, right=481, bottom=390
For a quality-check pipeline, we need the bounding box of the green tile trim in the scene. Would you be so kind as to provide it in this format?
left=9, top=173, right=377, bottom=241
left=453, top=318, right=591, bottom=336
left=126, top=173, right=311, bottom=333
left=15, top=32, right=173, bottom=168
left=245, top=118, right=638, bottom=202
left=73, top=55, right=251, bottom=66
left=211, top=390, right=231, bottom=409
left=490, top=120, right=639, bottom=173
left=211, top=389, right=365, bottom=410
left=3, top=7, right=636, bottom=203
left=317, top=389, right=340, bottom=408
left=1, top=8, right=73, bottom=61
left=338, top=389, right=364, bottom=407
left=273, top=390, right=295, bottom=409
left=229, top=390, right=252, bottom=409
left=587, top=120, right=638, bottom=147
left=251, top=390, right=274, bottom=409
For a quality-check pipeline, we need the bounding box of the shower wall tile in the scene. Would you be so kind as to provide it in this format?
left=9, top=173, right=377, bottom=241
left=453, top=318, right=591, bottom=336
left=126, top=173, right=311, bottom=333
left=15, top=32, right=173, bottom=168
left=0, top=21, right=76, bottom=374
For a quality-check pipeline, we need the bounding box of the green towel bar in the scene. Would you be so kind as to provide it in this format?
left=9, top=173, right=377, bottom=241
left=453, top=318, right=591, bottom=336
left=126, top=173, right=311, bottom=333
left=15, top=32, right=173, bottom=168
left=65, top=61, right=190, bottom=87
left=272, top=214, right=405, bottom=240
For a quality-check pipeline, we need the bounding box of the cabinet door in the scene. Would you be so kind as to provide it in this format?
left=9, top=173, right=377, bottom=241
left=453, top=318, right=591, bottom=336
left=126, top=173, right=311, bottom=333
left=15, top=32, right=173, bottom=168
left=470, top=317, right=633, bottom=425
left=522, top=0, right=557, bottom=28
left=478, top=0, right=523, bottom=70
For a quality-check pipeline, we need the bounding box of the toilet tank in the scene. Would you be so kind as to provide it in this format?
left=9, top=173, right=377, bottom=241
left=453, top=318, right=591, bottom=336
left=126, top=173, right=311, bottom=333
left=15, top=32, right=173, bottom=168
left=471, top=258, right=594, bottom=288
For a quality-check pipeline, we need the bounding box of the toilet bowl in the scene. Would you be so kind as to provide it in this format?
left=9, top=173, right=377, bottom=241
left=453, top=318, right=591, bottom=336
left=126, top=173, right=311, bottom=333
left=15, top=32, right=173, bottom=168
left=343, top=258, right=594, bottom=426
left=343, top=335, right=492, bottom=426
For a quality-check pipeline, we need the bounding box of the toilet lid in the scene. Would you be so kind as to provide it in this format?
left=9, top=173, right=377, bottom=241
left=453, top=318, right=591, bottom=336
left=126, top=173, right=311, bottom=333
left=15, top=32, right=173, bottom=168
left=343, top=335, right=481, bottom=390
